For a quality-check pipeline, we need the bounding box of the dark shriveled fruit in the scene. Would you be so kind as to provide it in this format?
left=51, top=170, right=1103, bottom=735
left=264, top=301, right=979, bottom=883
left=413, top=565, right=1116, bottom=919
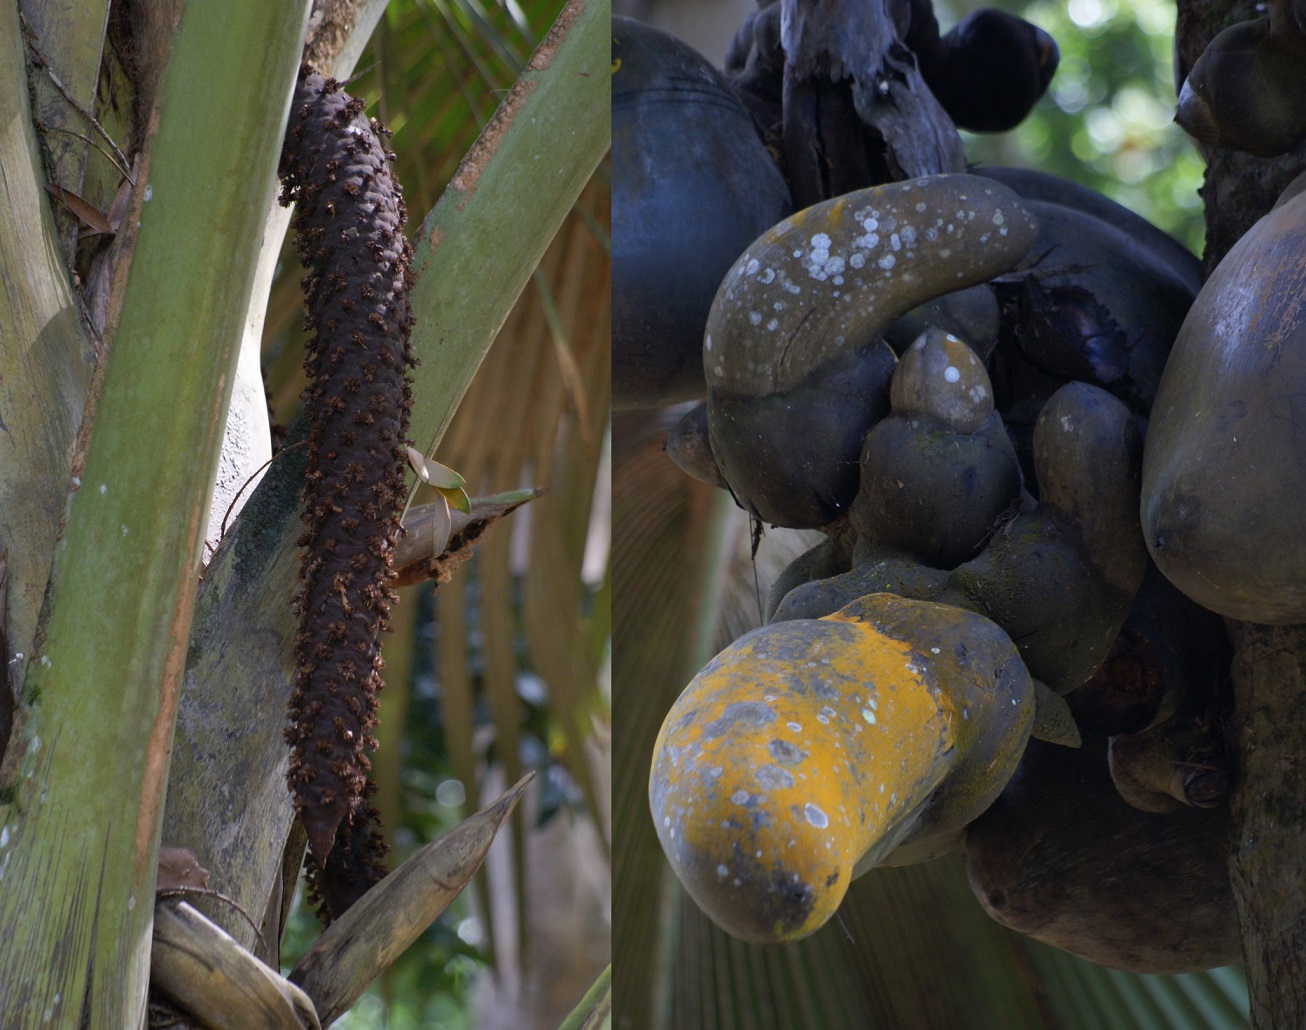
left=995, top=200, right=1197, bottom=417
left=279, top=73, right=416, bottom=869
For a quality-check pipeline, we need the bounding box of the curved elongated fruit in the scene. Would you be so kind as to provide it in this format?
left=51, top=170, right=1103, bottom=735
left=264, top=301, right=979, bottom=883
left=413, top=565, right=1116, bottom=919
left=706, top=176, right=1037, bottom=398
left=650, top=593, right=1033, bottom=943
left=706, top=174, right=1038, bottom=527
left=1142, top=185, right=1306, bottom=622
left=613, top=18, right=792, bottom=409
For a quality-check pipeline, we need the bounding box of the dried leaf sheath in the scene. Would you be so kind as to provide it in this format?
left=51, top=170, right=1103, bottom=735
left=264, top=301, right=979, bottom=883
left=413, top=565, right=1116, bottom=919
left=279, top=73, right=416, bottom=867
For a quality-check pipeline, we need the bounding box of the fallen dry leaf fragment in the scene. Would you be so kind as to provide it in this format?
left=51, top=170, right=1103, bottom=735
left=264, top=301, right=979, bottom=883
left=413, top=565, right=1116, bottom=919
left=44, top=183, right=115, bottom=236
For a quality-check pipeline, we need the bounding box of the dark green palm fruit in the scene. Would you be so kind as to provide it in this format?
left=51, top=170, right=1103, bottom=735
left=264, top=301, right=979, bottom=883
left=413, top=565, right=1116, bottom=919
left=613, top=17, right=793, bottom=409
left=709, top=340, right=899, bottom=529
left=853, top=329, right=1021, bottom=569
left=1142, top=184, right=1306, bottom=623
left=855, top=412, right=1019, bottom=569
left=1029, top=382, right=1147, bottom=596
left=279, top=72, right=417, bottom=868
left=1177, top=0, right=1306, bottom=158
left=775, top=382, right=1145, bottom=694
left=943, top=382, right=1147, bottom=692
left=304, top=790, right=390, bottom=925
left=965, top=734, right=1239, bottom=973
left=706, top=174, right=1038, bottom=529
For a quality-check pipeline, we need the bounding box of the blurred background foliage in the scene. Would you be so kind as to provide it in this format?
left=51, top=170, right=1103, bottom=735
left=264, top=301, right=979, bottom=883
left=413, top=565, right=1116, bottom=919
left=963, top=0, right=1205, bottom=253
left=611, top=0, right=1242, bottom=1027
left=262, top=1, right=611, bottom=1026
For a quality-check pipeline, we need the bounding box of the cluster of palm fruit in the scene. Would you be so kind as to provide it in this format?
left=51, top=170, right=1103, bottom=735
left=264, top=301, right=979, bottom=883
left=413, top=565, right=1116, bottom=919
left=619, top=2, right=1306, bottom=975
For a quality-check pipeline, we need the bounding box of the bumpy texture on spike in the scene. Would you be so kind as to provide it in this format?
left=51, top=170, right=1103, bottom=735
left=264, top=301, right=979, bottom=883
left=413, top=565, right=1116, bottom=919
left=279, top=72, right=416, bottom=868
left=305, top=790, right=391, bottom=925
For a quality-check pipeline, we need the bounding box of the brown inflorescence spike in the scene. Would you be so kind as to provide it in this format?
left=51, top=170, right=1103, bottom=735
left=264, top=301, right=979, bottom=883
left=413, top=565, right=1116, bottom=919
left=304, top=787, right=391, bottom=927
left=278, top=72, right=416, bottom=873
